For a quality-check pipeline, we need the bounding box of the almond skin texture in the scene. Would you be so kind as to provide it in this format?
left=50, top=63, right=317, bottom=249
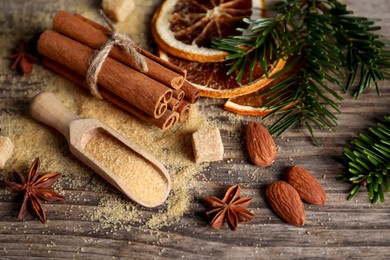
left=266, top=180, right=305, bottom=226
left=246, top=122, right=276, bottom=167
left=285, top=165, right=326, bottom=205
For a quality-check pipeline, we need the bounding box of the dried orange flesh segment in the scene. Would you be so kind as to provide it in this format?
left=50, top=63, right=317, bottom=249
left=152, top=0, right=265, bottom=62
left=169, top=0, right=251, bottom=47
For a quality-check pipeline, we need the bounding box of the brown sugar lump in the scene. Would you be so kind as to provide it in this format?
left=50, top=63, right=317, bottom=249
left=102, top=0, right=135, bottom=22
left=192, top=128, right=224, bottom=163
left=0, top=136, right=14, bottom=169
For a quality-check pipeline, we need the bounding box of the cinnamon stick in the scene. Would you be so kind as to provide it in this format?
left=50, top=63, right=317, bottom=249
left=53, top=11, right=185, bottom=89
left=38, top=29, right=172, bottom=119
left=181, top=81, right=199, bottom=104
left=176, top=100, right=192, bottom=122
left=68, top=12, right=200, bottom=105
left=103, top=92, right=180, bottom=130
left=167, top=98, right=180, bottom=111
left=41, top=57, right=179, bottom=130
left=172, top=89, right=185, bottom=101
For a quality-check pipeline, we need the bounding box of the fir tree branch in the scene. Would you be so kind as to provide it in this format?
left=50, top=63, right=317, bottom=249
left=212, top=0, right=390, bottom=143
left=344, top=116, right=390, bottom=203
left=329, top=0, right=390, bottom=97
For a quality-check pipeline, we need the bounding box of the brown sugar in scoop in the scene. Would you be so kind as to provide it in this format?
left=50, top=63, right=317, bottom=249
left=30, top=91, right=171, bottom=207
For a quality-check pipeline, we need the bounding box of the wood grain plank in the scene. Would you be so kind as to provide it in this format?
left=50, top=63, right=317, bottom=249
left=0, top=0, right=390, bottom=259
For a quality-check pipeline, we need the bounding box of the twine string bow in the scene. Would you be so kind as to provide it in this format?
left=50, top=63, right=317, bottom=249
left=86, top=10, right=148, bottom=99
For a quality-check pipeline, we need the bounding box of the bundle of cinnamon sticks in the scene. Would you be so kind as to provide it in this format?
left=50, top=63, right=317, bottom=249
left=37, top=11, right=199, bottom=130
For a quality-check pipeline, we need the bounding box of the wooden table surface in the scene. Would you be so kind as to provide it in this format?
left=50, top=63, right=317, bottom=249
left=1, top=0, right=390, bottom=259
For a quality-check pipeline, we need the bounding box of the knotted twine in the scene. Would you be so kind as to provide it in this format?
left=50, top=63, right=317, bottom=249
left=86, top=10, right=148, bottom=99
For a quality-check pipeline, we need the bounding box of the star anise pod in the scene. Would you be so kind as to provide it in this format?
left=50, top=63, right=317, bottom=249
left=10, top=39, right=38, bottom=76
left=5, top=158, right=65, bottom=223
left=204, top=184, right=254, bottom=231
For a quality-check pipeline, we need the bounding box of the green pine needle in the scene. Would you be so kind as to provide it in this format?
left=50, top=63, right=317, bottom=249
left=212, top=0, right=390, bottom=144
left=344, top=116, right=390, bottom=203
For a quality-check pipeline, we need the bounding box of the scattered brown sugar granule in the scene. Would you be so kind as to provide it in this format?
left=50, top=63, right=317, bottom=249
left=80, top=99, right=212, bottom=228
left=84, top=131, right=168, bottom=206
left=0, top=3, right=225, bottom=231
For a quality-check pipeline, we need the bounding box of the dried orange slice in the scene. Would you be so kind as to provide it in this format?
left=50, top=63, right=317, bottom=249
left=224, top=95, right=274, bottom=116
left=224, top=62, right=298, bottom=115
left=224, top=86, right=297, bottom=116
left=160, top=50, right=286, bottom=98
left=152, top=0, right=265, bottom=62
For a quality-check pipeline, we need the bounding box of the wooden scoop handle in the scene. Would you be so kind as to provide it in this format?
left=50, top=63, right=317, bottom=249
left=30, top=92, right=81, bottom=140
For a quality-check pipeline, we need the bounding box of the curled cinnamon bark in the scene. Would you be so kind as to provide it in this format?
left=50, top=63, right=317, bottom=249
left=38, top=11, right=199, bottom=129
left=41, top=57, right=179, bottom=130
left=53, top=11, right=185, bottom=90
left=38, top=30, right=171, bottom=119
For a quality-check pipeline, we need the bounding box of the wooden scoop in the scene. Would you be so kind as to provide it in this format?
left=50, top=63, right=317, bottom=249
left=30, top=91, right=171, bottom=208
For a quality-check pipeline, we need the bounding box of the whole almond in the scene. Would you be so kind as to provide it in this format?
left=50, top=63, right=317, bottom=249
left=285, top=165, right=326, bottom=205
left=266, top=180, right=305, bottom=226
left=246, top=122, right=276, bottom=167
